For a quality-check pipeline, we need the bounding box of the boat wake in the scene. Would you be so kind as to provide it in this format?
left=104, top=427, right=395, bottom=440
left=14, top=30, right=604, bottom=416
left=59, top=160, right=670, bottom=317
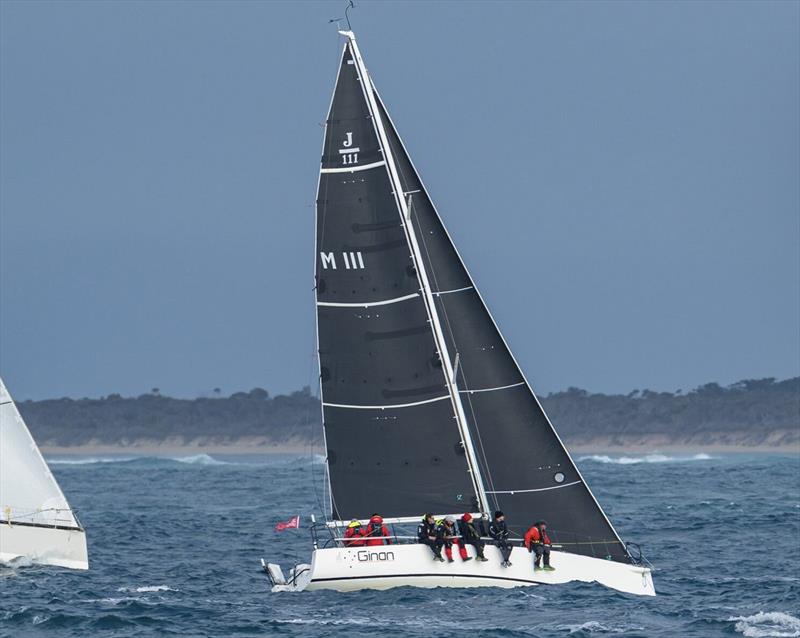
left=577, top=453, right=713, bottom=465
left=729, top=612, right=800, bottom=638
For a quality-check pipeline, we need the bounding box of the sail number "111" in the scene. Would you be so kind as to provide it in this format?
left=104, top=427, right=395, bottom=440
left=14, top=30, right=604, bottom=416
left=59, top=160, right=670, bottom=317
left=320, top=251, right=365, bottom=270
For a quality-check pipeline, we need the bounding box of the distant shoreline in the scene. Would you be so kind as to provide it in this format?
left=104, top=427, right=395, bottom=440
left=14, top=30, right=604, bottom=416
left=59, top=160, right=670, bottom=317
left=40, top=439, right=799, bottom=456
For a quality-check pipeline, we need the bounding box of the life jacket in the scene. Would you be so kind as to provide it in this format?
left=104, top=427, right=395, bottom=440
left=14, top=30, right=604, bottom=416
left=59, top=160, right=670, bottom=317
left=344, top=524, right=365, bottom=547
left=365, top=518, right=391, bottom=546
left=435, top=520, right=456, bottom=542
left=524, top=524, right=552, bottom=549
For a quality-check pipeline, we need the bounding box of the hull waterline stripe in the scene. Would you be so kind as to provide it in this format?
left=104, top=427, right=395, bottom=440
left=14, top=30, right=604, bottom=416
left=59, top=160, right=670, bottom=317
left=0, top=519, right=84, bottom=533
left=317, top=293, right=419, bottom=308
left=323, top=395, right=450, bottom=410
left=321, top=160, right=386, bottom=174
left=432, top=286, right=474, bottom=297
left=486, top=480, right=583, bottom=495
left=310, top=572, right=551, bottom=586
left=460, top=382, right=525, bottom=395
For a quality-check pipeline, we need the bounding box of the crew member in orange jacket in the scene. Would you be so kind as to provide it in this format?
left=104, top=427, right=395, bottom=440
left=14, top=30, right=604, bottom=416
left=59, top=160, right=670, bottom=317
left=343, top=519, right=366, bottom=547
left=364, top=514, right=392, bottom=546
left=524, top=520, right=555, bottom=571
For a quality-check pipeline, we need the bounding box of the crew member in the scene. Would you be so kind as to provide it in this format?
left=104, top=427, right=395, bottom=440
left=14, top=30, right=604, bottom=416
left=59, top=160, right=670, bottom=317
left=458, top=513, right=488, bottom=561
left=436, top=517, right=462, bottom=563
left=364, top=513, right=392, bottom=546
left=489, top=510, right=513, bottom=567
left=343, top=519, right=365, bottom=547
left=417, top=513, right=444, bottom=561
left=524, top=520, right=554, bottom=571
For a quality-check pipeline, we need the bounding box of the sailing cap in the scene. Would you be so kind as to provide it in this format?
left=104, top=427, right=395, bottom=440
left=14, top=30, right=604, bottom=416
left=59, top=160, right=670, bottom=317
left=445, top=516, right=456, bottom=524
left=348, top=519, right=361, bottom=528
left=462, top=513, right=472, bottom=522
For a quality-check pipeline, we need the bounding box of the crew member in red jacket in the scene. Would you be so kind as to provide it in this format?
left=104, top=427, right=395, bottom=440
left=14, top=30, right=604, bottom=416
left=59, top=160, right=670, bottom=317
left=524, top=520, right=555, bottom=571
left=343, top=519, right=365, bottom=547
left=364, top=514, right=392, bottom=546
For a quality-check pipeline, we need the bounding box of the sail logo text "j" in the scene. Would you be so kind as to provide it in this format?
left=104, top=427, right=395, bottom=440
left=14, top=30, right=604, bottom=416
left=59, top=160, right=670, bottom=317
left=320, top=251, right=365, bottom=270
left=339, top=131, right=360, bottom=165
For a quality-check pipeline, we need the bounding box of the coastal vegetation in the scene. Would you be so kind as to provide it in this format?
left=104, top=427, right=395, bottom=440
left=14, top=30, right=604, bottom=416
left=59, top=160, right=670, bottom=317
left=20, top=377, right=799, bottom=449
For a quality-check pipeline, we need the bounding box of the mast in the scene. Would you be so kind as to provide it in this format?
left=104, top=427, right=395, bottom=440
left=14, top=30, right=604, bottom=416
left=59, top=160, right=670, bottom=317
left=343, top=31, right=490, bottom=515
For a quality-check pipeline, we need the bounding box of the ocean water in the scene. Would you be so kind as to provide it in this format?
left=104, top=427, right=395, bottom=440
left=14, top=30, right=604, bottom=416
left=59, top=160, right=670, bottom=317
left=1, top=452, right=798, bottom=637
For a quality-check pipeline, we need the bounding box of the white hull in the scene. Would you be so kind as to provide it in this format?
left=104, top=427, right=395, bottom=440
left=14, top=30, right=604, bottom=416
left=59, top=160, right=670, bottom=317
left=0, top=522, right=88, bottom=570
left=267, top=543, right=655, bottom=597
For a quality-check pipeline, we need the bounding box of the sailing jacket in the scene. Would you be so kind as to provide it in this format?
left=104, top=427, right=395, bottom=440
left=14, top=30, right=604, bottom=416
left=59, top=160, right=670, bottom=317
left=524, top=525, right=552, bottom=549
left=365, top=521, right=392, bottom=546
left=417, top=520, right=437, bottom=544
left=344, top=526, right=365, bottom=547
left=435, top=521, right=457, bottom=545
left=489, top=519, right=509, bottom=542
left=458, top=518, right=482, bottom=544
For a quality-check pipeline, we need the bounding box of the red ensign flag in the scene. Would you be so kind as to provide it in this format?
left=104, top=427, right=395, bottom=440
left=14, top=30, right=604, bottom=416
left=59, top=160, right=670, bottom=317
left=274, top=515, right=300, bottom=532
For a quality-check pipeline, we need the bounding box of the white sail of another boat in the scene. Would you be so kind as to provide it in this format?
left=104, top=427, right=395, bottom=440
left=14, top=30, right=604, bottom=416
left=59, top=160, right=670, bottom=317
left=0, top=376, right=88, bottom=570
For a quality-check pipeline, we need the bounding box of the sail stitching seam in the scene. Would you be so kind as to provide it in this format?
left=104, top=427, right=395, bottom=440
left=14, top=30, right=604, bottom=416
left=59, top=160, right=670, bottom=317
left=320, top=160, right=386, bottom=174
left=323, top=395, right=450, bottom=410
left=459, top=382, right=525, bottom=394
left=486, top=480, right=583, bottom=494
left=317, top=293, right=419, bottom=308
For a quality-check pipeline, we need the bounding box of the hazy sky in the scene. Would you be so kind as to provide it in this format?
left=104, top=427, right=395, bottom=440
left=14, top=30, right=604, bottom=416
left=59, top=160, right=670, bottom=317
left=1, top=1, right=797, bottom=400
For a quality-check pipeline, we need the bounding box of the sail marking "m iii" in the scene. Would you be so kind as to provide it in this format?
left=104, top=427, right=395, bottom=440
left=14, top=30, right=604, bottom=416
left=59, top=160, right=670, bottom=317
left=320, top=252, right=365, bottom=270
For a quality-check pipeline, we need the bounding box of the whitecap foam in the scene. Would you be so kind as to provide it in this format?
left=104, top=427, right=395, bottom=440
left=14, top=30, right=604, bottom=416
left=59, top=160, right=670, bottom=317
left=117, top=585, right=178, bottom=593
left=577, top=453, right=713, bottom=465
left=169, top=454, right=229, bottom=466
left=729, top=612, right=800, bottom=638
left=46, top=457, right=139, bottom=465
left=559, top=620, right=635, bottom=634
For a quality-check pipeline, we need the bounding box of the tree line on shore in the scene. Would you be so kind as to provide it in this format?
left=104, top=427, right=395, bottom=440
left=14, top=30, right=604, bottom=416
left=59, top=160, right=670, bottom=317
left=19, top=377, right=799, bottom=448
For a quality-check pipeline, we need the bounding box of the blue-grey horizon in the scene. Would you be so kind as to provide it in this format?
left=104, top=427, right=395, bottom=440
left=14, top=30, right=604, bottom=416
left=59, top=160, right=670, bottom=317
left=1, top=1, right=798, bottom=400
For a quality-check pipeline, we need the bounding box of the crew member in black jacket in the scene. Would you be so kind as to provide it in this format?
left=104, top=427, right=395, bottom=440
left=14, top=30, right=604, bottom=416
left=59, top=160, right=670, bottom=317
left=417, top=513, right=444, bottom=562
left=489, top=510, right=513, bottom=567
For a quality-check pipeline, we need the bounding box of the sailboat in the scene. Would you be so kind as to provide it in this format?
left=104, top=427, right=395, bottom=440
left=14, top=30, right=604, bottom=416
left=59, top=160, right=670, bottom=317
left=0, top=376, right=88, bottom=570
left=264, top=29, right=654, bottom=596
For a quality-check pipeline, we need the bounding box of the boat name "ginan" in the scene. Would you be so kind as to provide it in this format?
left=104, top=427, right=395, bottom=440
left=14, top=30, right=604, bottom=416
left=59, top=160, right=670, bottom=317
left=356, top=550, right=395, bottom=562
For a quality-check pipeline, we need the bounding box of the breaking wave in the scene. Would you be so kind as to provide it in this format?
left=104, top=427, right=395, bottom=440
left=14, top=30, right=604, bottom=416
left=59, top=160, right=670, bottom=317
left=577, top=453, right=713, bottom=465
left=169, top=454, right=229, bottom=466
left=46, top=457, right=138, bottom=465
left=729, top=612, right=800, bottom=638
left=117, top=585, right=179, bottom=593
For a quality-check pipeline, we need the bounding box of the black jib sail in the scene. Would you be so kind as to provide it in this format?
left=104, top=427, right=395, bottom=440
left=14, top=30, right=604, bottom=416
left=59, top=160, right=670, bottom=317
left=315, top=33, right=628, bottom=563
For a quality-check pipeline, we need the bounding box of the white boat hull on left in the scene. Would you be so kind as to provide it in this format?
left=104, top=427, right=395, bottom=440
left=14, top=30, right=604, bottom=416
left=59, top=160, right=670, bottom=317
left=266, top=543, right=655, bottom=597
left=0, top=522, right=88, bottom=570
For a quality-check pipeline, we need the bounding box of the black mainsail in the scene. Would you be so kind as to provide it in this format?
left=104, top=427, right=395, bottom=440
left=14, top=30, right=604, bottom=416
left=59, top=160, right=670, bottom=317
left=315, top=33, right=628, bottom=563
left=316, top=42, right=482, bottom=519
